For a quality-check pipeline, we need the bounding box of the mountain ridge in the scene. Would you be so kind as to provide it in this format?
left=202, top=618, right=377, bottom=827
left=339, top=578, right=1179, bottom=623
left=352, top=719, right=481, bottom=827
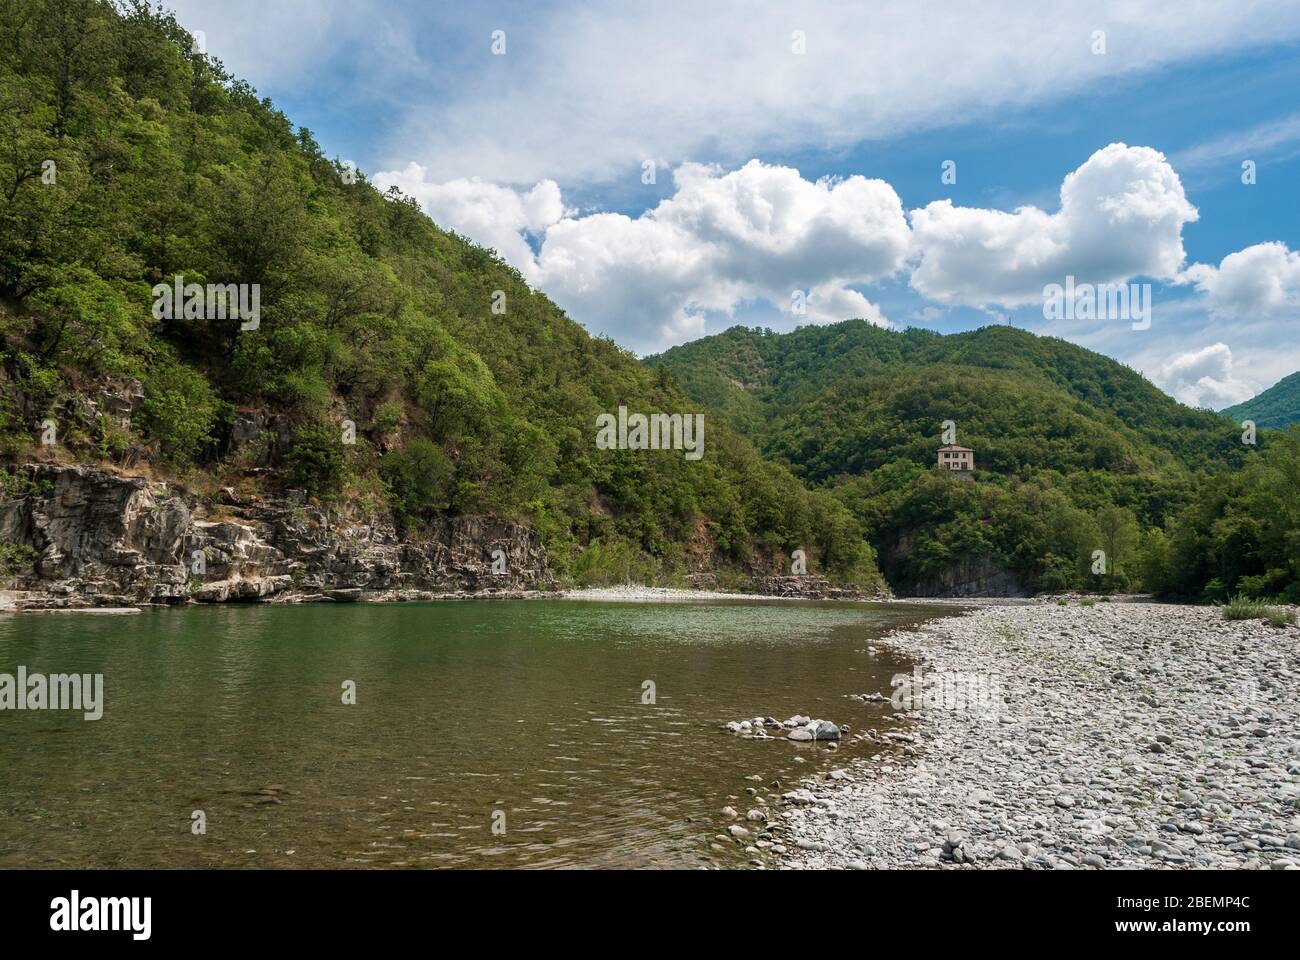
left=1221, top=371, right=1300, bottom=430
left=651, top=320, right=1297, bottom=600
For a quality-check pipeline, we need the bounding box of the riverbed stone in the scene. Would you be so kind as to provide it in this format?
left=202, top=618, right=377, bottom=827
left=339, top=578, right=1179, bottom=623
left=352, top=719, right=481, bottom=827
left=774, top=600, right=1300, bottom=872
left=813, top=720, right=842, bottom=741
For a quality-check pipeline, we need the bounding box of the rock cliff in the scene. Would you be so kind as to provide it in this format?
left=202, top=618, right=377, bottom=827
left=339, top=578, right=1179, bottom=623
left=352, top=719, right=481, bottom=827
left=0, top=463, right=554, bottom=608
left=879, top=528, right=1028, bottom=598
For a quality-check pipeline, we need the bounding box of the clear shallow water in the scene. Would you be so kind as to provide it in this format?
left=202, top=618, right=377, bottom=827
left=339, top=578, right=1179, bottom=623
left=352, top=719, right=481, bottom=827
left=0, top=599, right=953, bottom=869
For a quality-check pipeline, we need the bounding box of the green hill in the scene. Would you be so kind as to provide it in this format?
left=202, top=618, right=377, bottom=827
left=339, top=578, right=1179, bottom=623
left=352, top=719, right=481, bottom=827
left=0, top=0, right=881, bottom=590
left=651, top=321, right=1298, bottom=599
left=653, top=322, right=1248, bottom=474
left=1222, top=371, right=1300, bottom=430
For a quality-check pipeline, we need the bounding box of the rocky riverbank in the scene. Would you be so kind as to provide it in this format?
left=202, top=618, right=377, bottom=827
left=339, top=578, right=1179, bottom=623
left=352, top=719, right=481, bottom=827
left=0, top=462, right=554, bottom=608
left=774, top=601, right=1300, bottom=870
left=0, top=463, right=885, bottom=609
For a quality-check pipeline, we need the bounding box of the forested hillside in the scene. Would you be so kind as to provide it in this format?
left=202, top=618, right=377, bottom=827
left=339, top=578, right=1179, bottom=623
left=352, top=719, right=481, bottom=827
left=0, top=0, right=883, bottom=590
left=1222, top=371, right=1300, bottom=431
left=653, top=322, right=1300, bottom=601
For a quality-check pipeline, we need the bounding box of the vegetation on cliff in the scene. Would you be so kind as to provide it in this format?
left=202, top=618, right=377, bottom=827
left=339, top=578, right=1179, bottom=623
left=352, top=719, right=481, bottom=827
left=0, top=0, right=882, bottom=589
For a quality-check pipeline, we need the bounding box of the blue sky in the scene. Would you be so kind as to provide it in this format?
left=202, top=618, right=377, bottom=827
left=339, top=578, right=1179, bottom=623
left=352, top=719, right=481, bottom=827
left=170, top=0, right=1300, bottom=408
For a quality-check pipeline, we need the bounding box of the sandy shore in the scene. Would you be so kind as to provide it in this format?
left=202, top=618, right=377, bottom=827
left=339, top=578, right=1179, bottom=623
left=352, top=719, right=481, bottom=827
left=564, top=585, right=804, bottom=603
left=772, top=600, right=1300, bottom=870
left=561, top=585, right=885, bottom=603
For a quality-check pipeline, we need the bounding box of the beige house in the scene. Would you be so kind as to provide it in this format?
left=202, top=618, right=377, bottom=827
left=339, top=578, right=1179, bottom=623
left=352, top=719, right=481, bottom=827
left=938, top=445, right=974, bottom=475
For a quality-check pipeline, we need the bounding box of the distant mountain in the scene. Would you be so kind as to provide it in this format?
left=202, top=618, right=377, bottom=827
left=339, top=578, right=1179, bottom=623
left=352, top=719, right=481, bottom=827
left=1221, top=372, right=1300, bottom=430
left=650, top=321, right=1268, bottom=596
left=651, top=321, right=1247, bottom=485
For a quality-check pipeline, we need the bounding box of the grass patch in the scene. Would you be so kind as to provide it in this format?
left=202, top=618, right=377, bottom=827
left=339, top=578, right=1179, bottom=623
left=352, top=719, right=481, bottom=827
left=1222, top=594, right=1297, bottom=627
left=1265, top=607, right=1298, bottom=628
left=991, top=626, right=1024, bottom=647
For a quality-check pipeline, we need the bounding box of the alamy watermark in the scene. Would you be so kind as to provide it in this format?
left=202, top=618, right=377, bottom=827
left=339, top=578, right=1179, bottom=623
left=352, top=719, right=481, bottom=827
left=152, top=275, right=260, bottom=331
left=1, top=667, right=103, bottom=720
left=1043, top=275, right=1151, bottom=330
left=596, top=406, right=704, bottom=460
left=890, top=667, right=1001, bottom=716
left=50, top=891, right=150, bottom=940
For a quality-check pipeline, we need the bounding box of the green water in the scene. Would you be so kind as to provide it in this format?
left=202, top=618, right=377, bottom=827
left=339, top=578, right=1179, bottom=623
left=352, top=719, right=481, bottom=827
left=0, top=599, right=952, bottom=869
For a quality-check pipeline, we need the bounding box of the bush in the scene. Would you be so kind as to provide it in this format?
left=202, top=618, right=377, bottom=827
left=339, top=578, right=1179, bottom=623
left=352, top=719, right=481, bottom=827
left=1265, top=607, right=1297, bottom=628
left=570, top=537, right=661, bottom=587
left=283, top=421, right=348, bottom=496
left=1221, top=594, right=1294, bottom=626
left=379, top=437, right=453, bottom=532
left=138, top=359, right=221, bottom=463
left=1222, top=594, right=1269, bottom=620
left=373, top=400, right=404, bottom=435
left=0, top=543, right=35, bottom=587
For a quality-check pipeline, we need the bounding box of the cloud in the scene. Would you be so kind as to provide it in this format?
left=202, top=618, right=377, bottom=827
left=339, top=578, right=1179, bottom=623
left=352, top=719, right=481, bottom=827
left=377, top=148, right=1294, bottom=364
left=538, top=160, right=911, bottom=351
left=165, top=2, right=1300, bottom=190
left=908, top=144, right=1198, bottom=307
left=1182, top=242, right=1300, bottom=317
left=166, top=0, right=400, bottom=91
left=1156, top=342, right=1256, bottom=409
left=375, top=0, right=1300, bottom=185
left=802, top=285, right=889, bottom=327
left=1172, top=113, right=1300, bottom=172
left=375, top=164, right=566, bottom=270
left=380, top=159, right=909, bottom=353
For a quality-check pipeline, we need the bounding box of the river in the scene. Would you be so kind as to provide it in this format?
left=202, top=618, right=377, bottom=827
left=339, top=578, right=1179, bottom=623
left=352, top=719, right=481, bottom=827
left=0, top=598, right=955, bottom=868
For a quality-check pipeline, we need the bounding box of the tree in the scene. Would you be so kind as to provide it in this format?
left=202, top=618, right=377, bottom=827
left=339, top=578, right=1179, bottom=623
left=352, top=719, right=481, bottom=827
left=1095, top=505, right=1139, bottom=591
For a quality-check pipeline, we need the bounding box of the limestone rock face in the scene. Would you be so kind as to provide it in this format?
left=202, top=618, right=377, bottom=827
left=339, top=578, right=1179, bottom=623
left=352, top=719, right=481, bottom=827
left=884, top=529, right=1027, bottom=597
left=1, top=464, right=553, bottom=607
left=745, top=575, right=888, bottom=601
left=899, top=557, right=1027, bottom=598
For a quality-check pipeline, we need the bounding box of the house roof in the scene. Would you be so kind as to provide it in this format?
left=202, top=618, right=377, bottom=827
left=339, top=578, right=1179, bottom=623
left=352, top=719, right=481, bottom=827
left=938, top=445, right=973, bottom=452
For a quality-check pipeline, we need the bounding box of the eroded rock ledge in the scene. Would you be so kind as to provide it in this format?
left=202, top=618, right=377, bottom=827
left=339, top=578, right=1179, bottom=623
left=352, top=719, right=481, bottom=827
left=1, top=463, right=553, bottom=608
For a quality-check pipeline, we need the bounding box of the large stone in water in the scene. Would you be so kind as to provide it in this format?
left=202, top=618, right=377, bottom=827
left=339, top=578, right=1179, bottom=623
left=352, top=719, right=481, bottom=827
left=814, top=720, right=841, bottom=741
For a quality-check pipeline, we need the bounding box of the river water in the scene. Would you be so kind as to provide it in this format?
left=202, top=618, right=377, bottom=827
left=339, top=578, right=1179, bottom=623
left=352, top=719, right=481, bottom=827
left=0, top=599, right=954, bottom=868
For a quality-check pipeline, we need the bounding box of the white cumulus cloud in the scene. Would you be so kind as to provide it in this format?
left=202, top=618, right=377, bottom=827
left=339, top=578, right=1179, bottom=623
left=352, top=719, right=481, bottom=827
left=1157, top=342, right=1256, bottom=409
left=908, top=144, right=1198, bottom=307
left=380, top=159, right=909, bottom=353
left=377, top=148, right=1298, bottom=364
left=1182, top=241, right=1300, bottom=317
left=374, top=164, right=566, bottom=272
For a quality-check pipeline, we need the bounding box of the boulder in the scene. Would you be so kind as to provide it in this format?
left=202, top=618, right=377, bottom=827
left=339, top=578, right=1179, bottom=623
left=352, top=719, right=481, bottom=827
left=815, top=721, right=842, bottom=741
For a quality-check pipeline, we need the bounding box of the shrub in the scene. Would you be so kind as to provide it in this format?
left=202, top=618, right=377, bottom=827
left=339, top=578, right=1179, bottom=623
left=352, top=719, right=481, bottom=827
left=373, top=400, right=404, bottom=435
left=283, top=421, right=348, bottom=496
left=1265, top=607, right=1297, bottom=628
left=138, top=359, right=221, bottom=463
left=379, top=437, right=453, bottom=532
left=1222, top=594, right=1294, bottom=627
left=0, top=543, right=35, bottom=587
left=1222, top=594, right=1271, bottom=621
left=570, top=537, right=661, bottom=587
